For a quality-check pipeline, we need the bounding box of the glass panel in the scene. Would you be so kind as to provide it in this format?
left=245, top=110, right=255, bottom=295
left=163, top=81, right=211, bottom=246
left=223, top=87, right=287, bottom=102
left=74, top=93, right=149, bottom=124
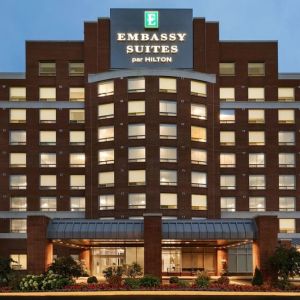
left=279, top=153, right=295, bottom=167
left=39, top=62, right=56, bottom=76
left=160, top=147, right=177, bottom=162
left=279, top=219, right=295, bottom=233
left=70, top=153, right=85, bottom=167
left=248, top=110, right=265, bottom=123
left=279, top=197, right=295, bottom=211
left=249, top=153, right=265, bottom=167
left=40, top=131, right=56, bottom=145
left=159, top=77, right=176, bottom=93
left=191, top=195, right=207, bottom=210
left=39, top=87, right=56, bottom=101
left=129, top=193, right=146, bottom=209
left=248, top=63, right=265, bottom=76
left=40, top=153, right=56, bottom=167
left=219, top=63, right=235, bottom=76
left=69, top=109, right=85, bottom=123
left=191, top=172, right=207, bottom=187
left=249, top=197, right=265, bottom=211
left=129, top=170, right=146, bottom=185
left=191, top=126, right=206, bottom=142
left=39, top=109, right=56, bottom=123
left=278, top=110, right=294, bottom=123
left=278, top=88, right=294, bottom=101
left=128, top=124, right=145, bottom=139
left=220, top=88, right=235, bottom=101
left=220, top=109, right=235, bottom=123
left=220, top=175, right=236, bottom=189
left=160, top=193, right=177, bottom=209
left=191, top=81, right=206, bottom=96
left=10, top=197, right=27, bottom=211
left=160, top=124, right=177, bottom=139
left=191, top=149, right=207, bottom=165
left=10, top=175, right=27, bottom=189
left=248, top=88, right=264, bottom=101
left=129, top=147, right=146, bottom=162
left=69, top=62, right=84, bottom=76
left=160, top=170, right=177, bottom=186
left=40, top=197, right=57, bottom=211
left=279, top=175, right=295, bottom=190
left=221, top=197, right=236, bottom=211
left=191, top=103, right=206, bottom=119
left=220, top=153, right=235, bottom=167
left=98, top=172, right=114, bottom=187
left=10, top=131, right=26, bottom=145
left=10, top=109, right=26, bottom=123
left=70, top=175, right=85, bottom=189
left=128, top=100, right=145, bottom=116
left=98, top=126, right=114, bottom=142
left=98, top=103, right=114, bottom=119
left=220, top=131, right=235, bottom=145
left=128, top=77, right=145, bottom=92
left=10, top=219, right=27, bottom=233
left=249, top=131, right=265, bottom=145
left=9, top=87, right=26, bottom=101
left=70, top=197, right=85, bottom=211
left=159, top=100, right=177, bottom=116
left=99, top=195, right=115, bottom=210
left=10, top=254, right=27, bottom=270
left=98, top=81, right=114, bottom=97
left=40, top=175, right=57, bottom=189
left=249, top=175, right=265, bottom=189
left=98, top=149, right=114, bottom=165
left=10, top=153, right=26, bottom=167
left=69, top=87, right=85, bottom=101
left=278, top=132, right=295, bottom=145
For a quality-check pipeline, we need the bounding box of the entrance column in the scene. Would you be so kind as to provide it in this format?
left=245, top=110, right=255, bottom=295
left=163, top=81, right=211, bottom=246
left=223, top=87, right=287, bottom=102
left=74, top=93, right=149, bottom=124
left=217, top=248, right=228, bottom=276
left=27, top=216, right=53, bottom=274
left=143, top=213, right=162, bottom=279
left=80, top=248, right=91, bottom=274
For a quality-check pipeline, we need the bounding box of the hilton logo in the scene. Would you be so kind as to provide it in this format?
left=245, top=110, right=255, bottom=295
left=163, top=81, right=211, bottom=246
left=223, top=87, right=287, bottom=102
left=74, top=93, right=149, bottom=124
left=144, top=11, right=159, bottom=29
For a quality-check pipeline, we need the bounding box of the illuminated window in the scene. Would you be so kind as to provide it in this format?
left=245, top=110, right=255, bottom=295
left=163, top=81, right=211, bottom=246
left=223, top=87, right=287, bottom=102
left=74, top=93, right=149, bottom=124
left=191, top=81, right=207, bottom=96
left=10, top=219, right=27, bottom=233
left=69, top=87, right=85, bottom=101
left=221, top=197, right=236, bottom=212
left=98, top=126, right=114, bottom=142
left=129, top=193, right=146, bottom=209
left=9, top=109, right=26, bottom=123
left=160, top=147, right=177, bottom=163
left=191, top=195, right=207, bottom=210
left=279, top=197, right=295, bottom=212
left=9, top=87, right=26, bottom=101
left=160, top=170, right=177, bottom=186
left=10, top=153, right=26, bottom=167
left=40, top=197, right=56, bottom=211
left=278, top=131, right=295, bottom=146
left=129, top=170, right=146, bottom=186
left=128, top=77, right=145, bottom=92
left=9, top=131, right=26, bottom=145
left=159, top=77, right=176, bottom=93
left=279, top=219, right=295, bottom=233
left=39, top=87, right=56, bottom=101
left=191, top=149, right=207, bottom=165
left=69, top=109, right=85, bottom=123
left=278, top=88, right=294, bottom=101
left=99, top=195, right=115, bottom=210
left=70, top=153, right=85, bottom=167
left=69, top=131, right=85, bottom=145
left=40, top=175, right=57, bottom=190
left=70, top=197, right=85, bottom=211
left=160, top=100, right=177, bottom=116
left=220, top=153, right=235, bottom=167
left=249, top=131, right=265, bottom=146
left=160, top=193, right=177, bottom=209
left=69, top=62, right=84, bottom=76
left=191, top=126, right=206, bottom=142
left=278, top=110, right=295, bottom=124
left=279, top=175, right=295, bottom=190
left=128, top=124, right=145, bottom=139
left=39, top=109, right=56, bottom=123
left=249, top=197, right=265, bottom=212
left=40, top=153, right=56, bottom=167
left=191, top=103, right=206, bottom=119
left=248, top=110, right=265, bottom=123
left=39, top=131, right=56, bottom=145
left=98, top=171, right=114, bottom=187
left=220, top=131, right=235, bottom=146
left=219, top=87, right=235, bottom=101
left=220, top=175, right=236, bottom=190
left=219, top=63, right=235, bottom=76
left=70, top=175, right=85, bottom=190
left=248, top=63, right=265, bottom=76
left=10, top=175, right=27, bottom=190
left=249, top=153, right=265, bottom=168
left=249, top=175, right=265, bottom=190
left=98, top=81, right=114, bottom=97
left=191, top=172, right=207, bottom=188
left=98, top=103, right=114, bottom=119
left=98, top=149, right=114, bottom=165
left=10, top=254, right=27, bottom=270
left=129, top=147, right=146, bottom=162
left=220, top=109, right=235, bottom=123
left=248, top=88, right=264, bottom=101
left=279, top=153, right=295, bottom=168
left=39, top=62, right=56, bottom=76
left=10, top=197, right=27, bottom=211
left=128, top=100, right=145, bottom=116
left=160, top=124, right=177, bottom=139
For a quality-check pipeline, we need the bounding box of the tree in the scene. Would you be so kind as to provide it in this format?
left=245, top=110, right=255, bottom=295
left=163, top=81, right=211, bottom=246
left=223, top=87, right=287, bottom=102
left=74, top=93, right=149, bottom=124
left=125, top=262, right=143, bottom=278
left=252, top=267, right=263, bottom=286
left=0, top=257, right=15, bottom=285
left=269, top=245, right=300, bottom=289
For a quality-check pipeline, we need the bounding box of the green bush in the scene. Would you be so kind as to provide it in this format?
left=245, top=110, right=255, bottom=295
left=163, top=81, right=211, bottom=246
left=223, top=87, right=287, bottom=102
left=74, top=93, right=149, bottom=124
left=216, top=275, right=230, bottom=285
left=139, top=275, right=160, bottom=288
left=169, top=276, right=179, bottom=284
left=252, top=267, right=263, bottom=286
left=103, top=264, right=124, bottom=287
left=195, top=271, right=210, bottom=288
left=7, top=272, right=23, bottom=290
left=87, top=276, right=98, bottom=284
left=124, top=278, right=141, bottom=289
left=177, top=279, right=189, bottom=288
left=125, top=262, right=143, bottom=278
left=0, top=257, right=15, bottom=286
left=19, top=274, right=43, bottom=291
left=40, top=271, right=73, bottom=290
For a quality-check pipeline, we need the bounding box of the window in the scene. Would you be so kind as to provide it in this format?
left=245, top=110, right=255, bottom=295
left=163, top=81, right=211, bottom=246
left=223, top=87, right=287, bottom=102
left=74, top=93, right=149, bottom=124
left=98, top=81, right=114, bottom=97
left=98, top=171, right=114, bottom=187
left=98, top=103, right=114, bottom=119
left=70, top=197, right=85, bottom=211
left=9, top=109, right=26, bottom=123
left=279, top=197, right=295, bottom=212
left=70, top=153, right=85, bottom=167
left=39, top=131, right=56, bottom=145
left=191, top=149, right=207, bottom=165
left=10, top=254, right=27, bottom=270
left=99, top=195, right=115, bottom=210
left=220, top=175, right=236, bottom=190
left=69, top=87, right=85, bottom=101
left=128, top=124, right=145, bottom=139
left=39, top=87, right=56, bottom=101
left=191, top=103, right=206, bottom=119
left=39, top=109, right=56, bottom=123
left=39, top=62, right=56, bottom=76
left=249, top=197, right=265, bottom=212
left=128, top=77, right=145, bottom=92
left=70, top=175, right=85, bottom=190
left=219, top=88, right=235, bottom=101
left=220, top=131, right=235, bottom=146
left=248, top=110, right=265, bottom=123
left=248, top=63, right=265, bottom=76
left=159, top=77, right=176, bottom=93
left=129, top=193, right=146, bottom=209
left=278, top=110, right=294, bottom=124
left=10, top=153, right=26, bottom=167
left=249, top=175, right=265, bottom=190
left=279, top=219, right=295, bottom=233
left=69, top=62, right=84, bottom=76
left=129, top=170, right=146, bottom=186
left=191, top=194, right=207, bottom=210
left=40, top=175, right=56, bottom=189
left=278, top=131, right=295, bottom=146
left=40, top=197, right=56, bottom=211
left=40, top=153, right=56, bottom=167
left=128, top=100, right=145, bottom=116
left=160, top=147, right=177, bottom=163
left=191, top=172, right=207, bottom=188
left=9, top=131, right=26, bottom=145
left=248, top=88, right=264, bottom=101
left=9, top=87, right=26, bottom=101
left=98, top=126, right=114, bottom=142
left=160, top=124, right=177, bottom=139
left=10, top=219, right=27, bottom=233
left=160, top=170, right=177, bottom=186
left=279, top=175, right=295, bottom=190
left=159, top=100, right=177, bottom=116
left=220, top=109, right=235, bottom=123
left=191, top=81, right=207, bottom=96
left=220, top=153, right=235, bottom=167
left=69, top=109, right=85, bottom=123
left=279, top=153, right=295, bottom=167
left=221, top=197, right=236, bottom=212
left=129, top=147, right=146, bottom=162
left=10, top=175, right=26, bottom=189
left=10, top=197, right=27, bottom=211
left=278, top=88, right=294, bottom=101
left=249, top=153, right=265, bottom=168
left=160, top=193, right=177, bottom=209
left=249, top=131, right=265, bottom=146
left=98, top=149, right=114, bottom=165
left=191, top=126, right=206, bottom=142
left=219, top=63, right=235, bottom=76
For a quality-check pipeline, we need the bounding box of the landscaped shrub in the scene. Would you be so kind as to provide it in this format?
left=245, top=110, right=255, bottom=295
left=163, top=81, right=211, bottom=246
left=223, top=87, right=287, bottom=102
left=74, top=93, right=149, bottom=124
left=0, top=257, right=15, bottom=286
left=124, top=278, right=141, bottom=289
left=125, top=262, right=143, bottom=278
left=103, top=264, right=124, bottom=287
left=216, top=275, right=230, bottom=285
left=139, top=275, right=160, bottom=288
left=252, top=267, right=263, bottom=286
left=169, top=276, right=179, bottom=284
left=40, top=271, right=73, bottom=290
left=195, top=270, right=210, bottom=288
left=19, top=274, right=44, bottom=291
left=87, top=276, right=98, bottom=284
left=177, top=279, right=189, bottom=288
left=7, top=272, right=23, bottom=290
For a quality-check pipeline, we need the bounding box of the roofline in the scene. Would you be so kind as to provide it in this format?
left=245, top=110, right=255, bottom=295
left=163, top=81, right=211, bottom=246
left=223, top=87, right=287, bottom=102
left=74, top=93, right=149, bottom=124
left=220, top=40, right=278, bottom=43
left=279, top=73, right=300, bottom=80
left=0, top=72, right=25, bottom=79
